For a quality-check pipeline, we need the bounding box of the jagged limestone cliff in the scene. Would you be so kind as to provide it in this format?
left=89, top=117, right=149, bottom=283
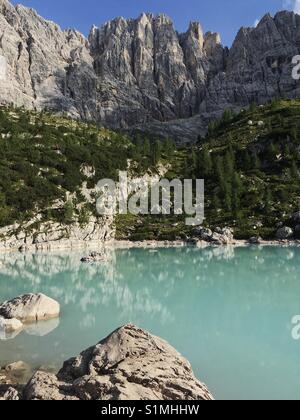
left=0, top=0, right=300, bottom=141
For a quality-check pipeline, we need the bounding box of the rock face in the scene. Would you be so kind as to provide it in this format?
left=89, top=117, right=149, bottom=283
left=24, top=324, right=213, bottom=400
left=0, top=1, right=300, bottom=141
left=0, top=293, right=60, bottom=323
left=0, top=216, right=114, bottom=252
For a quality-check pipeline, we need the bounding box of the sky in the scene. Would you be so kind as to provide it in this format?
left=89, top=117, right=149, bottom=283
left=10, top=0, right=300, bottom=46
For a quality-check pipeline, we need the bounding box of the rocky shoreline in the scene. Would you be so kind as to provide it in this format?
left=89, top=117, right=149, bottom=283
left=0, top=324, right=213, bottom=401
left=1, top=237, right=300, bottom=254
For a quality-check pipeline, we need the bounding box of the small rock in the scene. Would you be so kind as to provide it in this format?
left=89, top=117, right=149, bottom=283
left=200, top=228, right=213, bottom=241
left=186, top=238, right=199, bottom=245
left=81, top=251, right=108, bottom=263
left=249, top=237, right=262, bottom=245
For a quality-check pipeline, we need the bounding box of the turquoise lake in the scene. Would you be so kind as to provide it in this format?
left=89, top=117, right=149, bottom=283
left=0, top=246, right=300, bottom=400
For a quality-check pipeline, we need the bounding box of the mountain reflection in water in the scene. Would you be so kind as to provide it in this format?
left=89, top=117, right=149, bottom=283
left=0, top=245, right=300, bottom=400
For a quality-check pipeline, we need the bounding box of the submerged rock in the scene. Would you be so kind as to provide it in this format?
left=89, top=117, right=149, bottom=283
left=24, top=324, right=213, bottom=401
left=0, top=316, right=23, bottom=338
left=0, top=294, right=60, bottom=323
left=5, top=361, right=32, bottom=385
left=80, top=251, right=108, bottom=263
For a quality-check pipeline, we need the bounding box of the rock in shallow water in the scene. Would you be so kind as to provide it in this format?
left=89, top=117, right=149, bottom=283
left=24, top=324, right=213, bottom=400
left=80, top=251, right=108, bottom=263
left=0, top=316, right=23, bottom=337
left=0, top=294, right=60, bottom=323
left=5, top=361, right=32, bottom=385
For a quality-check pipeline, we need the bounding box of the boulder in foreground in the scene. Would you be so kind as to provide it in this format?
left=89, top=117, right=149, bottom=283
left=24, top=324, right=213, bottom=400
left=0, top=294, right=60, bottom=323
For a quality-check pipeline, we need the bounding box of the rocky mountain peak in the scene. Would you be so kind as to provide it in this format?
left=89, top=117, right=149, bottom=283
left=1, top=1, right=300, bottom=142
left=204, top=31, right=222, bottom=56
left=186, top=22, right=204, bottom=47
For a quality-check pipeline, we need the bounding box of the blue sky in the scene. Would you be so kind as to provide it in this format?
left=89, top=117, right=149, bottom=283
left=10, top=0, right=299, bottom=46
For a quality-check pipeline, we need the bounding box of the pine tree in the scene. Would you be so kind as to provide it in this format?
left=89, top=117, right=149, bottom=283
left=284, top=145, right=291, bottom=159
left=267, top=143, right=280, bottom=161
left=241, top=150, right=251, bottom=171
left=291, top=160, right=299, bottom=179
left=266, top=118, right=272, bottom=132
left=164, top=138, right=175, bottom=156
left=212, top=193, right=221, bottom=212
left=224, top=150, right=235, bottom=176
left=215, top=156, right=225, bottom=184
left=249, top=102, right=257, bottom=113
left=291, top=126, right=298, bottom=144
left=152, top=140, right=162, bottom=166
left=224, top=182, right=232, bottom=211
left=199, top=147, right=212, bottom=177
left=63, top=200, right=75, bottom=224
left=278, top=189, right=288, bottom=203
left=208, top=121, right=217, bottom=137
left=143, top=138, right=151, bottom=157
left=221, top=109, right=233, bottom=124
left=252, top=153, right=261, bottom=170
left=186, top=148, right=197, bottom=178
left=264, top=188, right=273, bottom=213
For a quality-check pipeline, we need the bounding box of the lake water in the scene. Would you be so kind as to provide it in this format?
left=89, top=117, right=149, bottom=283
left=0, top=246, right=300, bottom=400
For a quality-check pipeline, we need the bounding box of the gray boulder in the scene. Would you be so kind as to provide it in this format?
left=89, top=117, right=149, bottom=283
left=292, top=211, right=300, bottom=224
left=276, top=226, right=294, bottom=240
left=211, top=228, right=234, bottom=245
left=0, top=294, right=60, bottom=323
left=0, top=386, right=21, bottom=400
left=24, top=324, right=213, bottom=401
left=249, top=237, right=262, bottom=245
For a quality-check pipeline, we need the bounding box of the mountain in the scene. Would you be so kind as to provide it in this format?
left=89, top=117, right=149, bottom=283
left=0, top=0, right=300, bottom=142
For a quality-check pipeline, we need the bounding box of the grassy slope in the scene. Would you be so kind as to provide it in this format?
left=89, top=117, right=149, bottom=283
left=197, top=99, right=300, bottom=239
left=1, top=100, right=300, bottom=241
left=0, top=107, right=135, bottom=229
left=117, top=99, right=300, bottom=240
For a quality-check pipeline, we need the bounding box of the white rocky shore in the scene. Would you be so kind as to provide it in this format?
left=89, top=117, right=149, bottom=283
left=0, top=216, right=115, bottom=253
left=0, top=324, right=213, bottom=401
left=1, top=210, right=300, bottom=255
